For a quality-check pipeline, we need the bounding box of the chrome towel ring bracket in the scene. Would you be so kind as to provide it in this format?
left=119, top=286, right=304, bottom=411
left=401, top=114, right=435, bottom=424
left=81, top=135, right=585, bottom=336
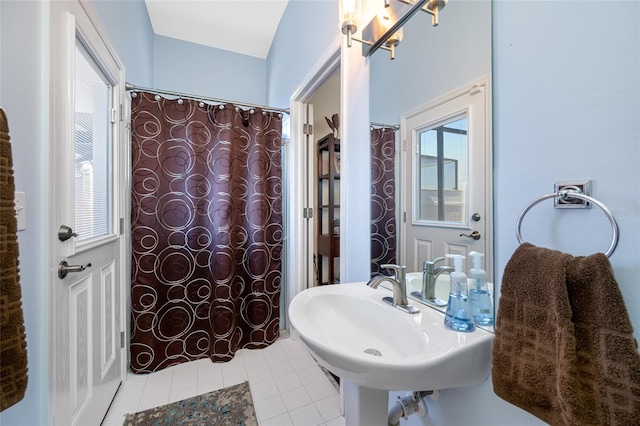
left=515, top=189, right=619, bottom=258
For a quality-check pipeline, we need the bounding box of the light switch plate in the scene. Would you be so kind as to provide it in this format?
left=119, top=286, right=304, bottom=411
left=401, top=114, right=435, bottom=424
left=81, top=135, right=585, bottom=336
left=15, top=191, right=25, bottom=231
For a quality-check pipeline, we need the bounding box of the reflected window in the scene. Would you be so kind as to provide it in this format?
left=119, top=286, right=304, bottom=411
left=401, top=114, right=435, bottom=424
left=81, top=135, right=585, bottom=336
left=417, top=116, right=468, bottom=223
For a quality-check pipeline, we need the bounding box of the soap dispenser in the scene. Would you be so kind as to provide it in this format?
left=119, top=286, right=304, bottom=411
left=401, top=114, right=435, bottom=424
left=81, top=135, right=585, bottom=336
left=444, top=254, right=475, bottom=332
left=469, top=251, right=494, bottom=326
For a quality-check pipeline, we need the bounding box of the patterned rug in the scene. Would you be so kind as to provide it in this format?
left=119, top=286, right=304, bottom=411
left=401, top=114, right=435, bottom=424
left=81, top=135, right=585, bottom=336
left=123, top=381, right=257, bottom=425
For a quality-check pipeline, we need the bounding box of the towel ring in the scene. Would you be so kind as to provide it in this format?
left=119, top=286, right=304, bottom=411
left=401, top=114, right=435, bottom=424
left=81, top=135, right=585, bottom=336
left=515, top=190, right=619, bottom=258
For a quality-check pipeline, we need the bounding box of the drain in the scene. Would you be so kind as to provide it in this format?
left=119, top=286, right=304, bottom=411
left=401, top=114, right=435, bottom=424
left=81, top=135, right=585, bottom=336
left=364, top=348, right=382, bottom=357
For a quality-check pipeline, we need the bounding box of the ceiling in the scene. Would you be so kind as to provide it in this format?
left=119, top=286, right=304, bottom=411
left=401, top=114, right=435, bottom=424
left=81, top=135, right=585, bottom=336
left=144, top=0, right=289, bottom=60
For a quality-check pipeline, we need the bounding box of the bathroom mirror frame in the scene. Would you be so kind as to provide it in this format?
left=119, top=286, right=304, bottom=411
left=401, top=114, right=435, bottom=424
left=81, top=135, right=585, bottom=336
left=368, top=0, right=494, bottom=331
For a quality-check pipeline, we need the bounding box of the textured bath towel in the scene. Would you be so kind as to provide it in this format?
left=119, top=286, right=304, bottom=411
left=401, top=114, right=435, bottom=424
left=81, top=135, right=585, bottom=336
left=492, top=243, right=640, bottom=425
left=0, top=108, right=28, bottom=411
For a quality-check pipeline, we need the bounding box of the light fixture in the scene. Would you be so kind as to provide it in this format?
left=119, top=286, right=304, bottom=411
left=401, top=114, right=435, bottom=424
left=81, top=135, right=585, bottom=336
left=340, top=0, right=447, bottom=59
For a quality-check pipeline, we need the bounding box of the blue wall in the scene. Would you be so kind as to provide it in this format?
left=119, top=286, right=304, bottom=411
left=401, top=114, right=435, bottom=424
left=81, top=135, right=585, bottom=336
left=493, top=0, right=639, bottom=342
left=0, top=2, right=51, bottom=425
left=266, top=0, right=339, bottom=108
left=153, top=35, right=267, bottom=105
left=91, top=0, right=154, bottom=86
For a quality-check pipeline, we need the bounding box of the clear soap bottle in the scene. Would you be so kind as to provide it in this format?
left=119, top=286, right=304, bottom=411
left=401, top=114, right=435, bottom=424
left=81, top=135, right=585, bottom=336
left=444, top=254, right=475, bottom=332
left=469, top=251, right=494, bottom=326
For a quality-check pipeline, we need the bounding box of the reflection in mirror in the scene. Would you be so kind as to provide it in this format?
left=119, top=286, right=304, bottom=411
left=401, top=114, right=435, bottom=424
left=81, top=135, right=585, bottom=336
left=369, top=0, right=493, bottom=331
left=418, top=117, right=468, bottom=222
left=371, top=127, right=398, bottom=275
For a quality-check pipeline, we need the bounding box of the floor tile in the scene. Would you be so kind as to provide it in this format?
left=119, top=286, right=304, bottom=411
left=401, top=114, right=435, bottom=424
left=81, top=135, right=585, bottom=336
left=296, top=366, right=326, bottom=385
left=269, top=359, right=295, bottom=377
left=290, top=353, right=317, bottom=371
left=260, top=412, right=294, bottom=426
left=306, top=379, right=337, bottom=402
left=288, top=403, right=325, bottom=426
left=280, top=386, right=313, bottom=411
left=314, top=394, right=342, bottom=423
left=253, top=393, right=288, bottom=421
left=104, top=337, right=345, bottom=425
left=250, top=378, right=280, bottom=401
left=275, top=372, right=303, bottom=393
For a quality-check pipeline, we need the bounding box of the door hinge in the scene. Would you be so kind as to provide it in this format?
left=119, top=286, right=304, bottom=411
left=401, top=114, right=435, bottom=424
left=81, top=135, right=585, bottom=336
left=119, top=217, right=124, bottom=235
left=119, top=103, right=124, bottom=122
left=403, top=139, right=407, bottom=151
left=403, top=211, right=407, bottom=223
left=303, top=207, right=313, bottom=219
left=120, top=331, right=125, bottom=348
left=110, top=108, right=117, bottom=123
left=303, top=123, right=313, bottom=136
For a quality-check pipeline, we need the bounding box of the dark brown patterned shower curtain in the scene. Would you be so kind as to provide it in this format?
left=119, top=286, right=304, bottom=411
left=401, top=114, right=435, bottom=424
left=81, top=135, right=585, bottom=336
left=130, top=92, right=283, bottom=373
left=371, top=127, right=397, bottom=275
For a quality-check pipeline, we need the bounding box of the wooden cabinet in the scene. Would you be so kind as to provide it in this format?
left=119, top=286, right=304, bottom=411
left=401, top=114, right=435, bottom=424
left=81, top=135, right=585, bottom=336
left=316, top=134, right=340, bottom=285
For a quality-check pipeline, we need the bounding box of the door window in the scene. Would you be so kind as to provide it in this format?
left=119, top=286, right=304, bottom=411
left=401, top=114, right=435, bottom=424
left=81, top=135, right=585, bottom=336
left=74, top=40, right=113, bottom=243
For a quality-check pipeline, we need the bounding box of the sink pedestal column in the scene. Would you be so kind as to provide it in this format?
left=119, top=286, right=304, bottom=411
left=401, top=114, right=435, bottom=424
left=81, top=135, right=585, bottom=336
left=344, top=381, right=388, bottom=426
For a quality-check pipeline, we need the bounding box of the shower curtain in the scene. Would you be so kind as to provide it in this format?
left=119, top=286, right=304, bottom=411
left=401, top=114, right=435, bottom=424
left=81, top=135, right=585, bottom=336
left=371, top=127, right=397, bottom=275
left=130, top=92, right=283, bottom=373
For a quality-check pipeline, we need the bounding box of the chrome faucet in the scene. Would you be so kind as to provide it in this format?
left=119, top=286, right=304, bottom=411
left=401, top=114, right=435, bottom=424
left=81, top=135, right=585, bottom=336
left=367, top=264, right=419, bottom=314
left=410, top=257, right=454, bottom=307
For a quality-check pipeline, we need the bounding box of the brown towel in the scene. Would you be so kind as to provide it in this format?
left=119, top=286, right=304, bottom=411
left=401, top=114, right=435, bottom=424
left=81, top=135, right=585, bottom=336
left=492, top=243, right=640, bottom=425
left=0, top=108, right=28, bottom=411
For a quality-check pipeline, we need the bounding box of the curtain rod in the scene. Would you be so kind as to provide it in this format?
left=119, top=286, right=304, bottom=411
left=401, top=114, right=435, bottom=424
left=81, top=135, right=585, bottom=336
left=371, top=121, right=400, bottom=129
left=125, top=82, right=290, bottom=115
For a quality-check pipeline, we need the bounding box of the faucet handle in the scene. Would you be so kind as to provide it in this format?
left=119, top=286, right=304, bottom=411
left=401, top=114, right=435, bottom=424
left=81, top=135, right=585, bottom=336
left=423, top=257, right=445, bottom=273
left=381, top=264, right=406, bottom=279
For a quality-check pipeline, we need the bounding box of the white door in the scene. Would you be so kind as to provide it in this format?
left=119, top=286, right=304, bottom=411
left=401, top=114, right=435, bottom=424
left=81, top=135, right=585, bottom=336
left=50, top=1, right=126, bottom=425
left=402, top=79, right=492, bottom=279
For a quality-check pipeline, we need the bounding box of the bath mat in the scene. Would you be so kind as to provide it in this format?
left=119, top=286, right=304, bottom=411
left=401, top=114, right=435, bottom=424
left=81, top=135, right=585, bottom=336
left=123, top=381, right=257, bottom=425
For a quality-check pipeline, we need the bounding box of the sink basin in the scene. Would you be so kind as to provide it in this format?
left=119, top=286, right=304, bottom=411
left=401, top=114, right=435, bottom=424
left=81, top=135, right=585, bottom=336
left=289, top=282, right=494, bottom=391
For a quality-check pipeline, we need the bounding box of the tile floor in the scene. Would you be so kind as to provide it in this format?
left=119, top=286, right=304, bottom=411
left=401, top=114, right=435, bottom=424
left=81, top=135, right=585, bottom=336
left=102, top=337, right=345, bottom=426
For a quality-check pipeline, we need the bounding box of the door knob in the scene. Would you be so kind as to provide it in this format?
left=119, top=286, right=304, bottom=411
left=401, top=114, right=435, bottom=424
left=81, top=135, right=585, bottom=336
left=459, top=231, right=481, bottom=240
left=58, top=261, right=92, bottom=279
left=58, top=225, right=78, bottom=241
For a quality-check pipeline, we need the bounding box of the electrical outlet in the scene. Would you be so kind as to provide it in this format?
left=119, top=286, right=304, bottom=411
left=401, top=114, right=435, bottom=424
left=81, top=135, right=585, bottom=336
left=554, top=180, right=591, bottom=209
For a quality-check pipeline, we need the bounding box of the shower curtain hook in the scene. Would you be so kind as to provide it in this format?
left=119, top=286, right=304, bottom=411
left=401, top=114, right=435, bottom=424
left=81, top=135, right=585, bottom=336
left=198, top=99, right=205, bottom=108
left=154, top=92, right=161, bottom=101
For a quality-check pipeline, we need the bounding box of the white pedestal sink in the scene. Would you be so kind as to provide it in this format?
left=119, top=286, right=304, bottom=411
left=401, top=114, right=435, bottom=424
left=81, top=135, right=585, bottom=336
left=289, top=282, right=494, bottom=424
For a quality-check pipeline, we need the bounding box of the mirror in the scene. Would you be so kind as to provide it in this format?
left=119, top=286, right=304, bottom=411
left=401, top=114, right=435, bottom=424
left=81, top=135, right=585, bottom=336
left=369, top=0, right=493, bottom=330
